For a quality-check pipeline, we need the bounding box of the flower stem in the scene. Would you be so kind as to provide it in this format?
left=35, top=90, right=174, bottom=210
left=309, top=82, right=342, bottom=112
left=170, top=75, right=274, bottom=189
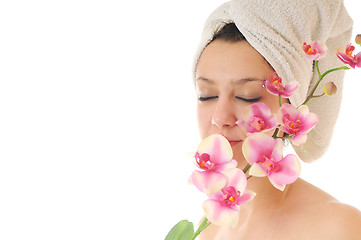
left=279, top=134, right=295, bottom=140
left=316, top=61, right=321, bottom=78
left=243, top=164, right=251, bottom=174
left=191, top=218, right=211, bottom=240
left=272, top=128, right=280, bottom=139
left=278, top=95, right=282, bottom=107
left=302, top=65, right=350, bottom=106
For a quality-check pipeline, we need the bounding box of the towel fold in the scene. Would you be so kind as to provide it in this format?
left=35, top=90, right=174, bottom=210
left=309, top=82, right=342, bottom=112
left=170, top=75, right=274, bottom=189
left=193, top=0, right=353, bottom=162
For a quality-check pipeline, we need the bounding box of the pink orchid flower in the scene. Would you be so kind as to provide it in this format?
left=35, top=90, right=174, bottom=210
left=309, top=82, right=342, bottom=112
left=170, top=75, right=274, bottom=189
left=302, top=41, right=327, bottom=61
left=277, top=103, right=318, bottom=147
left=264, top=72, right=299, bottom=98
left=236, top=102, right=277, bottom=134
left=189, top=134, right=237, bottom=194
left=337, top=43, right=361, bottom=69
left=242, top=133, right=301, bottom=191
left=203, top=168, right=256, bottom=227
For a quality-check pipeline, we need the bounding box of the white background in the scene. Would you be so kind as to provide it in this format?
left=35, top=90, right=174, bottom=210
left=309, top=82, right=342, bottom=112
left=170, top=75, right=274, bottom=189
left=0, top=1, right=360, bottom=239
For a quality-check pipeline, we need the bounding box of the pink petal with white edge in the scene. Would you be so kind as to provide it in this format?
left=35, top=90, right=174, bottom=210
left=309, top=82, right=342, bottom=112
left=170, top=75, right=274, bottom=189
left=203, top=199, right=240, bottom=227
left=297, top=105, right=309, bottom=115
left=250, top=102, right=272, bottom=118
left=278, top=103, right=299, bottom=119
left=271, top=138, right=284, bottom=163
left=249, top=103, right=278, bottom=131
left=249, top=163, right=268, bottom=177
left=356, top=52, right=361, bottom=68
left=291, top=133, right=308, bottom=147
left=190, top=170, right=228, bottom=194
left=224, top=159, right=238, bottom=169
left=301, top=113, right=318, bottom=133
left=268, top=179, right=286, bottom=191
left=283, top=81, right=300, bottom=96
left=269, top=154, right=301, bottom=191
left=222, top=168, right=247, bottom=193
left=242, top=133, right=278, bottom=165
left=197, top=134, right=233, bottom=165
left=238, top=190, right=256, bottom=205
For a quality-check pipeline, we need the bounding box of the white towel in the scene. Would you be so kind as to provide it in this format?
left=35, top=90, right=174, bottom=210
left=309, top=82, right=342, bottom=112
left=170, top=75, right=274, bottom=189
left=193, top=0, right=353, bottom=162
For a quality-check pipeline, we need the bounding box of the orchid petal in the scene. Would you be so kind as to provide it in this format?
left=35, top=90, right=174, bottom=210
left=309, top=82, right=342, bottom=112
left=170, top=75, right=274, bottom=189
left=237, top=103, right=277, bottom=134
left=242, top=133, right=278, bottom=165
left=279, top=103, right=299, bottom=118
left=249, top=163, right=268, bottom=177
left=271, top=138, right=284, bottom=162
left=223, top=159, right=238, bottom=170
left=301, top=113, right=318, bottom=132
left=356, top=52, right=361, bottom=67
left=237, top=190, right=256, bottom=205
left=222, top=168, right=247, bottom=193
left=197, top=134, right=233, bottom=165
left=251, top=102, right=272, bottom=117
left=297, top=104, right=309, bottom=116
left=282, top=81, right=300, bottom=97
left=268, top=154, right=301, bottom=190
left=291, top=133, right=308, bottom=146
left=268, top=179, right=286, bottom=191
left=203, top=199, right=240, bottom=227
left=190, top=170, right=228, bottom=194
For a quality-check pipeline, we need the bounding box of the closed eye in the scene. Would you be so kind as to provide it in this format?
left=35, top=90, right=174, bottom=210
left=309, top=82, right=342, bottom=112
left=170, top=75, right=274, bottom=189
left=235, top=96, right=262, bottom=103
left=198, top=96, right=218, bottom=102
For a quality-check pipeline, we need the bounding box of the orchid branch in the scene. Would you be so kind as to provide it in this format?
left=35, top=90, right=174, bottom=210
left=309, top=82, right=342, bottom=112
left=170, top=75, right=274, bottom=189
left=302, top=63, right=350, bottom=105
left=191, top=218, right=211, bottom=240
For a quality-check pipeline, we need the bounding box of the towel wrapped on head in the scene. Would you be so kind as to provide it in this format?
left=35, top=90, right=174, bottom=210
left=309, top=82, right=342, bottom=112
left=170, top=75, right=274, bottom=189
left=193, top=0, right=353, bottom=162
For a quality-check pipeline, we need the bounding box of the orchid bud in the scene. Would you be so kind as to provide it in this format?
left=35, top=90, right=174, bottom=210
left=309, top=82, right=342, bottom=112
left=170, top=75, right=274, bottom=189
left=323, top=82, right=337, bottom=96
left=356, top=34, right=361, bottom=45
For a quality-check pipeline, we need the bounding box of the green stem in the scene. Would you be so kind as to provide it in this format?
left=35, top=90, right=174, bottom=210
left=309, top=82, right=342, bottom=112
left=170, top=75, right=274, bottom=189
left=302, top=65, right=349, bottom=106
left=243, top=164, right=251, bottom=174
left=272, top=128, right=280, bottom=139
left=278, top=95, right=282, bottom=107
left=279, top=134, right=295, bottom=140
left=315, top=61, right=321, bottom=78
left=191, top=218, right=211, bottom=240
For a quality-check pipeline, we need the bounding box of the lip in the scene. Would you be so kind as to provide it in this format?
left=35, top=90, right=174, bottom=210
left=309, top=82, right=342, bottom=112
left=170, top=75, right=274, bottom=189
left=227, top=139, right=242, bottom=147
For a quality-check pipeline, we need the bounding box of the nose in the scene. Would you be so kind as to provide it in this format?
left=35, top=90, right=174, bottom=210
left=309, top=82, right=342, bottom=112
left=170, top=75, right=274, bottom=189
left=211, top=97, right=238, bottom=129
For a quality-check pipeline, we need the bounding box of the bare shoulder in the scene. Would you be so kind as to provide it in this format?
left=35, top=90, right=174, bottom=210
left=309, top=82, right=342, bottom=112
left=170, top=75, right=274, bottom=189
left=314, top=201, right=361, bottom=238
left=285, top=179, right=361, bottom=239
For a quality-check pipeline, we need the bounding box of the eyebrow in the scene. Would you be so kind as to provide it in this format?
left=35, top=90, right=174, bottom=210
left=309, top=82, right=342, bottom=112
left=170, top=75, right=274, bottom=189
left=196, top=76, right=264, bottom=85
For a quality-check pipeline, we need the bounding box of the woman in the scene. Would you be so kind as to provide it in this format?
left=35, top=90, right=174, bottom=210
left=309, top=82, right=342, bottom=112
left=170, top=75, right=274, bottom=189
left=193, top=1, right=361, bottom=239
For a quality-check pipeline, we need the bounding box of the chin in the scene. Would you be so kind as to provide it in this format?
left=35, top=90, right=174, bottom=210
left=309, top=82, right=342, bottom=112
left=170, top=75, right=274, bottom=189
left=231, top=141, right=245, bottom=162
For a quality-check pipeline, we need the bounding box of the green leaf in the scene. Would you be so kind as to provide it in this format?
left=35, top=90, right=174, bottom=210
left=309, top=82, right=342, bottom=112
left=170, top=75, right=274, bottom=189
left=165, top=220, right=194, bottom=240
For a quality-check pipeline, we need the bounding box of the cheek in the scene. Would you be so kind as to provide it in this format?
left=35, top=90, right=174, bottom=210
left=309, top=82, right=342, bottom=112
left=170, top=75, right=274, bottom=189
left=197, top=104, right=213, bottom=138
left=261, top=93, right=282, bottom=113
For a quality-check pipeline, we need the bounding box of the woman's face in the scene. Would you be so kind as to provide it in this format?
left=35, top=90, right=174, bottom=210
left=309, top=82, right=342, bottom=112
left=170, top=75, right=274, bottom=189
left=195, top=40, right=282, bottom=164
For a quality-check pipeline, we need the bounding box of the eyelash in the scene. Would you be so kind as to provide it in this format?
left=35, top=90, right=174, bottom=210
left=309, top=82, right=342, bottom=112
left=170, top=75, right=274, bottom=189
left=198, top=96, right=261, bottom=103
left=235, top=96, right=262, bottom=103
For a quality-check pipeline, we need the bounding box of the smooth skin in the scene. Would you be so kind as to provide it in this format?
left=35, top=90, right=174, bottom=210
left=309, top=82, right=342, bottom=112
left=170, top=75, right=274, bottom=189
left=195, top=39, right=361, bottom=240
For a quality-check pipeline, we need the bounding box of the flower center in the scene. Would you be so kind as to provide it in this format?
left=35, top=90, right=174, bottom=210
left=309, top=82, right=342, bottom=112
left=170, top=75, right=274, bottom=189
left=249, top=116, right=265, bottom=131
left=260, top=156, right=276, bottom=171
left=222, top=186, right=241, bottom=206
left=195, top=152, right=215, bottom=170
left=303, top=43, right=319, bottom=56
left=272, top=78, right=284, bottom=92
left=346, top=45, right=355, bottom=56
left=283, top=114, right=302, bottom=132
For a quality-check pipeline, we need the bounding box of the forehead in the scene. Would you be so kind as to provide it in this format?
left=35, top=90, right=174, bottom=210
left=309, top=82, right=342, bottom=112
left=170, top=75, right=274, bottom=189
left=195, top=40, right=273, bottom=83
left=195, top=76, right=264, bottom=87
